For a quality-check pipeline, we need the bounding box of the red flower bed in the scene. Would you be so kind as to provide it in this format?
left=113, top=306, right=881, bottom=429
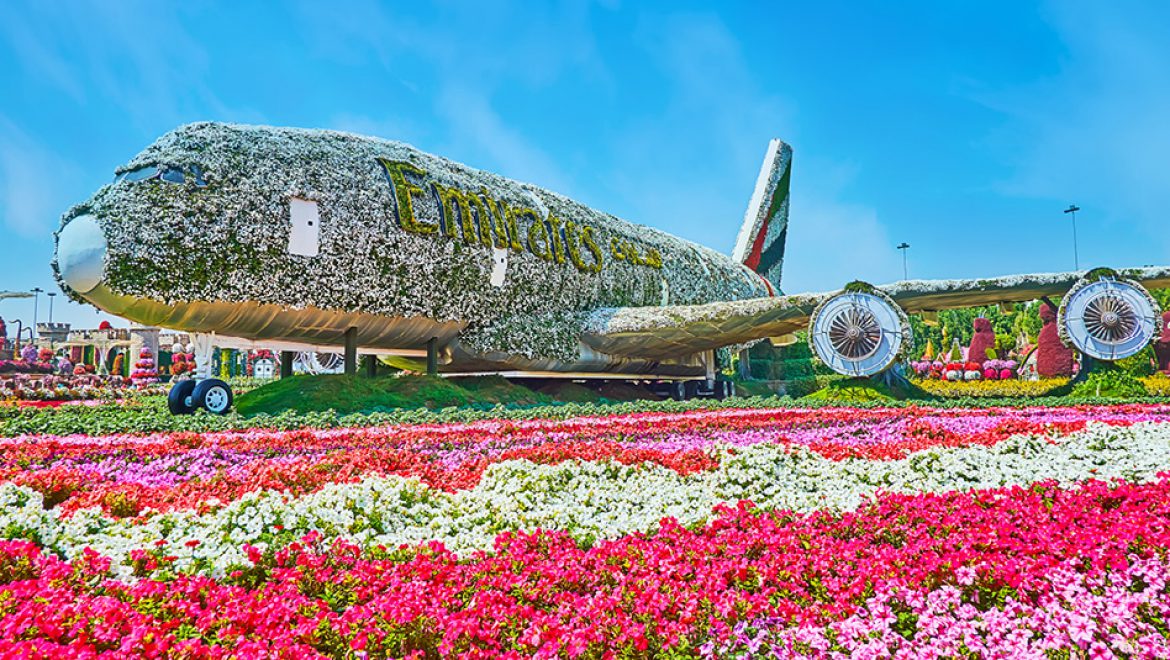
left=2, top=477, right=1169, bottom=657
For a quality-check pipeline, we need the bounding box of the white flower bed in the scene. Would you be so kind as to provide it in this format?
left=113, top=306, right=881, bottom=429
left=3, top=421, right=1169, bottom=579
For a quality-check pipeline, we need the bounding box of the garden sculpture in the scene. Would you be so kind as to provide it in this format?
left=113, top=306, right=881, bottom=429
left=967, top=318, right=996, bottom=363
left=1037, top=303, right=1075, bottom=378
left=50, top=122, right=1170, bottom=413
left=1155, top=310, right=1170, bottom=374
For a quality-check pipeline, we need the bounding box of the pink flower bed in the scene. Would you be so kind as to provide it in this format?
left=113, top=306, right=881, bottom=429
left=4, top=405, right=1167, bottom=518
left=3, top=403, right=1170, bottom=656
left=2, top=477, right=1170, bottom=657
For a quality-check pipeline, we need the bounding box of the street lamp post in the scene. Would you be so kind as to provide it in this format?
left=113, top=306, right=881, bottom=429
left=30, top=288, right=43, bottom=340
left=896, top=242, right=911, bottom=280
left=1063, top=205, right=1081, bottom=270
left=47, top=292, right=56, bottom=324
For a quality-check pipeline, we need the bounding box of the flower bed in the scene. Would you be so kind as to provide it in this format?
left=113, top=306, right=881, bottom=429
left=912, top=377, right=1070, bottom=398
left=0, top=373, right=163, bottom=403
left=3, top=477, right=1170, bottom=657
left=2, top=403, right=1170, bottom=656
left=1142, top=374, right=1170, bottom=397
left=5, top=388, right=1170, bottom=439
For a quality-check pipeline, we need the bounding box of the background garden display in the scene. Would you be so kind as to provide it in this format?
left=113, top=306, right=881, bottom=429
left=2, top=401, right=1170, bottom=656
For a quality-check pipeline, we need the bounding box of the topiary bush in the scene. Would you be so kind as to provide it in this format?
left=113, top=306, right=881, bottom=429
left=1155, top=311, right=1170, bottom=374
left=1037, top=302, right=1075, bottom=378
left=967, top=317, right=996, bottom=363
left=800, top=378, right=896, bottom=403
left=1071, top=369, right=1149, bottom=399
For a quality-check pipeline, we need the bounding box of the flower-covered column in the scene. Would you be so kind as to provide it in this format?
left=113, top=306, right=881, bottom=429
left=128, top=326, right=160, bottom=375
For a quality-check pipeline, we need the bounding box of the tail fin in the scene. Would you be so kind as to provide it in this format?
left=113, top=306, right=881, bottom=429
left=732, top=139, right=792, bottom=294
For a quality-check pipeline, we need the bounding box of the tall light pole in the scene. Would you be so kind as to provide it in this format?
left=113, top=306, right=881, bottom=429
left=30, top=288, right=43, bottom=340
left=47, top=292, right=56, bottom=324
left=896, top=242, right=911, bottom=280
left=1063, top=204, right=1080, bottom=270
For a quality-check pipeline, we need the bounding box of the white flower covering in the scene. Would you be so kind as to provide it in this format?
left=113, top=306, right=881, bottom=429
left=579, top=267, right=1170, bottom=360
left=52, top=123, right=770, bottom=361
left=4, top=421, right=1169, bottom=579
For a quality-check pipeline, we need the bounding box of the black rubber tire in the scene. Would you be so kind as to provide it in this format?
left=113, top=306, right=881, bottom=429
left=669, top=381, right=687, bottom=401
left=167, top=380, right=197, bottom=415
left=684, top=380, right=701, bottom=400
left=713, top=380, right=729, bottom=401
left=192, top=379, right=234, bottom=415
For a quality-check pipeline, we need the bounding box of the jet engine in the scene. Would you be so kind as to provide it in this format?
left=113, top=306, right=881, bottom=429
left=809, top=287, right=911, bottom=377
left=1059, top=274, right=1161, bottom=361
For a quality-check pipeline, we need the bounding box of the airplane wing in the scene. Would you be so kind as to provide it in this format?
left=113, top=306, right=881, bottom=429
left=583, top=266, right=1170, bottom=360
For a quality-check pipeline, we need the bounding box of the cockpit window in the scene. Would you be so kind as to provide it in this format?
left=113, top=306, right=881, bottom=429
left=189, top=164, right=208, bottom=187
left=114, top=164, right=207, bottom=186
left=117, top=165, right=159, bottom=183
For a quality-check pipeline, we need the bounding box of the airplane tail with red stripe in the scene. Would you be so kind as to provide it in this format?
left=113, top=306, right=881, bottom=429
left=732, top=139, right=792, bottom=295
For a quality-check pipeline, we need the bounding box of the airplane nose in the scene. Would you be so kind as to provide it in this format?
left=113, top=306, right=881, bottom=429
left=56, top=214, right=107, bottom=294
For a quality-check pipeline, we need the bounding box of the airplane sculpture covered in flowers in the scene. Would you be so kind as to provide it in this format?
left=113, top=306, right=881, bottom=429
left=51, top=123, right=1170, bottom=413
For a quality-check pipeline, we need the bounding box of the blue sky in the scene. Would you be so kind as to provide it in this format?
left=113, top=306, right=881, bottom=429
left=1, top=1, right=1168, bottom=328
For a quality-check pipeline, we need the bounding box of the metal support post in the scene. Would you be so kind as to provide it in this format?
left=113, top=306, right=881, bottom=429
left=280, top=351, right=294, bottom=378
left=426, top=337, right=438, bottom=376
left=344, top=327, right=358, bottom=376
left=738, top=348, right=752, bottom=380
left=366, top=354, right=378, bottom=377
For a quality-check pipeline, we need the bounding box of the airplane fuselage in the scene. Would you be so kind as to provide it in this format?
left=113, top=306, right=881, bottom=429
left=54, top=123, right=773, bottom=374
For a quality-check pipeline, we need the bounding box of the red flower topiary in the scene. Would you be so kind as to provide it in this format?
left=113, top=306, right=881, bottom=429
left=967, top=317, right=996, bottom=363
left=1037, top=302, right=1075, bottom=378
left=1155, top=311, right=1170, bottom=374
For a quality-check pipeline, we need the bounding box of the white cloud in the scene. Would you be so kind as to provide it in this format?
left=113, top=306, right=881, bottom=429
left=784, top=183, right=902, bottom=294
left=0, top=117, right=79, bottom=237
left=0, top=1, right=259, bottom=131
left=329, top=113, right=424, bottom=147
left=978, top=1, right=1170, bottom=257
left=300, top=1, right=604, bottom=198
left=594, top=10, right=898, bottom=296
left=435, top=87, right=574, bottom=194
left=599, top=14, right=790, bottom=246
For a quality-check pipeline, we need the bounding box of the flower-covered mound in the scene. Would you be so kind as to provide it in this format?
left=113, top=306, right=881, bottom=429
left=4, top=478, right=1170, bottom=657
left=3, top=403, right=1170, bottom=657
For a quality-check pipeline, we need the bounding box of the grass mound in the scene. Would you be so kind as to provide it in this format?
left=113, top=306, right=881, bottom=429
left=731, top=378, right=780, bottom=398
left=235, top=375, right=550, bottom=416
left=532, top=381, right=607, bottom=404
left=448, top=376, right=554, bottom=406
left=800, top=378, right=898, bottom=403
left=596, top=381, right=661, bottom=402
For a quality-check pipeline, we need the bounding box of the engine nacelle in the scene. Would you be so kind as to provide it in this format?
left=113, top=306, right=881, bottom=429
left=1059, top=275, right=1161, bottom=361
left=809, top=288, right=912, bottom=377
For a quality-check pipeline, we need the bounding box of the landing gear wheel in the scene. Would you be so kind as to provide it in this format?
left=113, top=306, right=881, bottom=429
left=192, top=379, right=234, bottom=415
left=714, top=380, right=733, bottom=400
left=670, top=381, right=687, bottom=401
left=684, top=381, right=701, bottom=400
left=167, top=380, right=197, bottom=415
